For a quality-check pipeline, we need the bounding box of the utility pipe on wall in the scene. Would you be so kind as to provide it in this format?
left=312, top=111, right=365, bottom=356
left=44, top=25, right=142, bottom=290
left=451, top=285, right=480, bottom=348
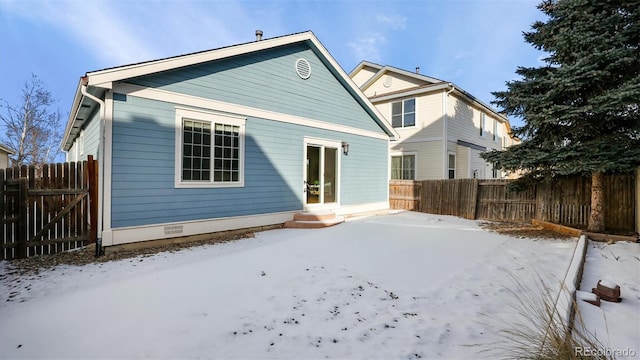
left=443, top=84, right=455, bottom=178
left=80, top=80, right=106, bottom=256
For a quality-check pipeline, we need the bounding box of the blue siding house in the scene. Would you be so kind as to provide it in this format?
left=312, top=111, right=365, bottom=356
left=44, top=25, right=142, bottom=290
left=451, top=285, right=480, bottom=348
left=61, top=31, right=397, bottom=247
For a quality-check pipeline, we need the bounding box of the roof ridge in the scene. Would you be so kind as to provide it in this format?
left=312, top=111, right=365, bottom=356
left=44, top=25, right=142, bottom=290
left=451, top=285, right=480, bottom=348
left=86, top=30, right=314, bottom=75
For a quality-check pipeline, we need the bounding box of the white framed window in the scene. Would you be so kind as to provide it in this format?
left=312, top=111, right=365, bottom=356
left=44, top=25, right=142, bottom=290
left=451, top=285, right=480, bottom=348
left=492, top=162, right=499, bottom=179
left=448, top=152, right=456, bottom=179
left=480, top=113, right=486, bottom=137
left=175, top=107, right=245, bottom=188
left=493, top=119, right=498, bottom=142
left=391, top=153, right=416, bottom=180
left=391, top=98, right=416, bottom=128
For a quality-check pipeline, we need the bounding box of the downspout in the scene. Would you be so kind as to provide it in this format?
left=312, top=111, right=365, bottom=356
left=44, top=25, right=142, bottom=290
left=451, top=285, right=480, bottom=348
left=80, top=77, right=105, bottom=257
left=443, top=84, right=455, bottom=178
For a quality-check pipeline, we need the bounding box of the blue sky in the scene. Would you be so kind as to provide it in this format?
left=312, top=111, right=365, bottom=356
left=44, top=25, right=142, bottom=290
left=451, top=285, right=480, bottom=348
left=1, top=0, right=545, bottom=142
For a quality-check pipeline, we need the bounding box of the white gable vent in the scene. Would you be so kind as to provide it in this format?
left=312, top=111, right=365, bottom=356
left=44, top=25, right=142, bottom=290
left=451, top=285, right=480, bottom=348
left=295, top=58, right=311, bottom=79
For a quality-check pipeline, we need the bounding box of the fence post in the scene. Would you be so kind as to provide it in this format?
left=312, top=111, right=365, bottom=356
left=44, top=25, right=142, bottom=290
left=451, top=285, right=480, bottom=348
left=17, top=178, right=28, bottom=259
left=471, top=179, right=479, bottom=219
left=636, top=167, right=640, bottom=234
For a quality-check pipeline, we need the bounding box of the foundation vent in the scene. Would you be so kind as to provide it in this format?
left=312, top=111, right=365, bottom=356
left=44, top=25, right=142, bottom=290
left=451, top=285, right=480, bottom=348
left=164, top=225, right=184, bottom=235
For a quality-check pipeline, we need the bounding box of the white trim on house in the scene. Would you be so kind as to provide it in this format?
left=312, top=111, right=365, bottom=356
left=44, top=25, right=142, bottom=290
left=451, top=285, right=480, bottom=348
left=104, top=211, right=298, bottom=246
left=174, top=107, right=246, bottom=188
left=303, top=137, right=342, bottom=211
left=390, top=97, right=417, bottom=128
left=390, top=151, right=418, bottom=180
left=0, top=144, right=14, bottom=155
left=369, top=83, right=452, bottom=103
left=78, top=130, right=85, bottom=157
left=448, top=151, right=457, bottom=179
left=114, top=83, right=391, bottom=141
left=86, top=33, right=315, bottom=87
left=102, top=200, right=390, bottom=246
left=102, top=91, right=114, bottom=242
left=396, top=136, right=443, bottom=144
left=352, top=61, right=443, bottom=91
left=64, top=32, right=397, bottom=144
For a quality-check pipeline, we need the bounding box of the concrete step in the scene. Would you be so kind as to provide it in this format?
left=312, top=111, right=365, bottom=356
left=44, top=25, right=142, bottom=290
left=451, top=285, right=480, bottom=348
left=285, top=211, right=344, bottom=229
left=293, top=210, right=338, bottom=222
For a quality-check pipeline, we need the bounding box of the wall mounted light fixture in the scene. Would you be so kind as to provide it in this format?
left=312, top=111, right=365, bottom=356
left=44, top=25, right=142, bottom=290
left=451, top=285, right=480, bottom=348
left=341, top=141, right=349, bottom=156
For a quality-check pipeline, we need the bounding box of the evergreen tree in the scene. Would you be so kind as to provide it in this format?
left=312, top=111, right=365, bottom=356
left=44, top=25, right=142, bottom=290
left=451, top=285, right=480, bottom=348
left=482, top=0, right=640, bottom=232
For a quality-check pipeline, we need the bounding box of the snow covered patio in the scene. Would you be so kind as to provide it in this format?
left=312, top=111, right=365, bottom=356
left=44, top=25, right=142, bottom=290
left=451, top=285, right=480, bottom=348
left=0, top=211, right=580, bottom=359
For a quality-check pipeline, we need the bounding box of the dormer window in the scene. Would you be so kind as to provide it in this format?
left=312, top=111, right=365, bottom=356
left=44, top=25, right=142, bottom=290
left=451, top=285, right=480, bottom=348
left=391, top=99, right=415, bottom=128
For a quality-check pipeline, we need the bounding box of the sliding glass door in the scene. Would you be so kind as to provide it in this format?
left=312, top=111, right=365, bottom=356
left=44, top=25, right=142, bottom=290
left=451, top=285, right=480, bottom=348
left=305, top=140, right=339, bottom=206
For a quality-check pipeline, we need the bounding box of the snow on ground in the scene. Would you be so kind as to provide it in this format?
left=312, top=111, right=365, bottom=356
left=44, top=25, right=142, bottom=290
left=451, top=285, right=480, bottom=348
left=0, top=211, right=579, bottom=359
left=577, top=240, right=640, bottom=359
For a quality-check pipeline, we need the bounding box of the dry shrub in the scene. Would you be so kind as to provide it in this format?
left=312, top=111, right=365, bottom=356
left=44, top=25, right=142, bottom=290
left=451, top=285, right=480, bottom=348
left=481, top=274, right=613, bottom=360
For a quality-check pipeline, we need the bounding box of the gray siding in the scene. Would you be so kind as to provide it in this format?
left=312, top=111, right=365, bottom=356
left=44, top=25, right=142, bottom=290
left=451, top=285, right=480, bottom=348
left=0, top=153, right=9, bottom=168
left=110, top=95, right=388, bottom=228
left=82, top=109, right=101, bottom=160
left=129, top=43, right=384, bottom=134
left=66, top=108, right=101, bottom=162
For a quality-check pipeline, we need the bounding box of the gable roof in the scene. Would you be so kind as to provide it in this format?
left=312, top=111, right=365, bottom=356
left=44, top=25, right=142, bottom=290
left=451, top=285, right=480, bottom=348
left=349, top=60, right=513, bottom=133
left=0, top=144, right=14, bottom=155
left=62, top=31, right=398, bottom=150
left=350, top=60, right=445, bottom=90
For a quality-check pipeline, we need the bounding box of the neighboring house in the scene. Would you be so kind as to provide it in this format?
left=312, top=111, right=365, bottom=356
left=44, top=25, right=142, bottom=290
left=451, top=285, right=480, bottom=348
left=61, top=31, right=397, bottom=247
left=0, top=144, right=14, bottom=168
left=350, top=61, right=518, bottom=180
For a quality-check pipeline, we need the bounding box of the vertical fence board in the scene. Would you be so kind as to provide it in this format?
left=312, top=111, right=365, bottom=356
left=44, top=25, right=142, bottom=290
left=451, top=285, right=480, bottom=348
left=390, top=174, right=635, bottom=232
left=1, top=160, right=97, bottom=260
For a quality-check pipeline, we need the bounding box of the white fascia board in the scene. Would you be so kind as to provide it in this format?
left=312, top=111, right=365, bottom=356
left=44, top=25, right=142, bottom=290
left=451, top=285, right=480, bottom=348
left=113, top=83, right=392, bottom=141
left=359, top=68, right=387, bottom=93
left=306, top=39, right=398, bottom=140
left=83, top=30, right=396, bottom=141
left=348, top=60, right=384, bottom=77
left=370, top=83, right=452, bottom=103
left=361, top=66, right=443, bottom=92
left=0, top=144, right=14, bottom=154
left=60, top=78, right=86, bottom=151
left=384, top=65, right=443, bottom=84
left=86, top=32, right=314, bottom=87
left=447, top=83, right=509, bottom=123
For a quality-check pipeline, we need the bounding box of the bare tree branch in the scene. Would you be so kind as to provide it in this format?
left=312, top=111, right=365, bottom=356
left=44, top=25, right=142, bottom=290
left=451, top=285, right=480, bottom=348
left=0, top=74, right=63, bottom=167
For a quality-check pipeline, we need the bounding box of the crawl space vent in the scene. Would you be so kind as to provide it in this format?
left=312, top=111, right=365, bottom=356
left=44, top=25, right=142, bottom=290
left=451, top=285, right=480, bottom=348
left=295, top=58, right=311, bottom=79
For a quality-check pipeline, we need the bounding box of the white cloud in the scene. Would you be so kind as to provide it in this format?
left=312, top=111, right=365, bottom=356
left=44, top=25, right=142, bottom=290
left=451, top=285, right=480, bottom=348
left=376, top=14, right=407, bottom=30
left=1, top=0, right=156, bottom=66
left=0, top=0, right=263, bottom=68
left=347, top=33, right=387, bottom=62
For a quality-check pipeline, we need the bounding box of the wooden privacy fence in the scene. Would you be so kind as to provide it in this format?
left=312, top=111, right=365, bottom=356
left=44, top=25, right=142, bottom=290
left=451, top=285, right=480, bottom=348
left=0, top=156, right=98, bottom=260
left=389, top=174, right=636, bottom=233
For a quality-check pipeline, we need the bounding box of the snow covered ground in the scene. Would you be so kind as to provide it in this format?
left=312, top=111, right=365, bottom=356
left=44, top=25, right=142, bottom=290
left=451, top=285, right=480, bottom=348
left=577, top=240, right=640, bottom=360
left=0, top=211, right=589, bottom=359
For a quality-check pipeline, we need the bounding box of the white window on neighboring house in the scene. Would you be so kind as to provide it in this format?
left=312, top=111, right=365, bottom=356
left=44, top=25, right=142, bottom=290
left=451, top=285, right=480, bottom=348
left=480, top=113, right=486, bottom=137
left=175, top=107, right=245, bottom=188
left=492, top=162, right=499, bottom=178
left=391, top=98, right=416, bottom=128
left=448, top=152, right=456, bottom=179
left=391, top=154, right=416, bottom=180
left=493, top=119, right=498, bottom=142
